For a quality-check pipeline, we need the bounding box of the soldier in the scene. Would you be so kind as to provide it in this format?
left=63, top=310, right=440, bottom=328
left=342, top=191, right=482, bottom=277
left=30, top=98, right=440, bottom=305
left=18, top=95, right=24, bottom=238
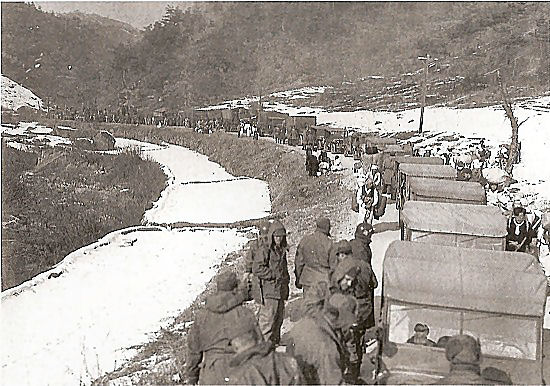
left=286, top=293, right=357, bottom=385
left=226, top=316, right=303, bottom=385
left=278, top=125, right=286, bottom=144
left=351, top=222, right=374, bottom=265
left=186, top=271, right=259, bottom=385
left=439, top=334, right=510, bottom=384
left=350, top=222, right=377, bottom=329
left=274, top=126, right=281, bottom=144
left=305, top=149, right=319, bottom=177
left=406, top=323, right=436, bottom=346
left=294, top=217, right=333, bottom=298
left=330, top=240, right=378, bottom=382
left=244, top=220, right=271, bottom=300
left=251, top=220, right=290, bottom=347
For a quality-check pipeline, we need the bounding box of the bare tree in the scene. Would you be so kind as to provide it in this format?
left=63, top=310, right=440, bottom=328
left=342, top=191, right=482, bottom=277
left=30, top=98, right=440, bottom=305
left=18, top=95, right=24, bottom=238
left=496, top=70, right=529, bottom=175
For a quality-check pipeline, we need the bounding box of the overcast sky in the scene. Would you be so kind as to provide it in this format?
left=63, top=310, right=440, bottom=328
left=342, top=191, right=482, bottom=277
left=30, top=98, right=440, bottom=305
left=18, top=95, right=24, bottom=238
left=35, top=1, right=191, bottom=29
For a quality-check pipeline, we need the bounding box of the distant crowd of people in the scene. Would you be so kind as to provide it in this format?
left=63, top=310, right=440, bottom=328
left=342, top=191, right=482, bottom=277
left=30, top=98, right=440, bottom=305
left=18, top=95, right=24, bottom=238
left=305, top=148, right=345, bottom=177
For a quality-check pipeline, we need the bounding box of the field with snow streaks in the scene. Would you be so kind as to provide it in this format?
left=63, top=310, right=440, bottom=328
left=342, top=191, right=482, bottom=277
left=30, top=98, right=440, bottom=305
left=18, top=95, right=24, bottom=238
left=2, top=137, right=271, bottom=386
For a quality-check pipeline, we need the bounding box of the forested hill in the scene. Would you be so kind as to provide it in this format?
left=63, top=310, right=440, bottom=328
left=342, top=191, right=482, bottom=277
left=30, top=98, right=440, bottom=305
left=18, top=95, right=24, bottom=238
left=1, top=2, right=140, bottom=109
left=2, top=2, right=549, bottom=112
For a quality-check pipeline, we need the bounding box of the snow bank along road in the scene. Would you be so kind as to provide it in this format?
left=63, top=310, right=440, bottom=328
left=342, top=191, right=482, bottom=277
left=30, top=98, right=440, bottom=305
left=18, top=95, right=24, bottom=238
left=1, top=138, right=271, bottom=386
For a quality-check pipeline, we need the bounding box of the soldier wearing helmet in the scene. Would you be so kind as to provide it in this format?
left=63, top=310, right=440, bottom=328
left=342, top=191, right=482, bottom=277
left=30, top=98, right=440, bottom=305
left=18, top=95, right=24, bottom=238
left=251, top=220, right=290, bottom=346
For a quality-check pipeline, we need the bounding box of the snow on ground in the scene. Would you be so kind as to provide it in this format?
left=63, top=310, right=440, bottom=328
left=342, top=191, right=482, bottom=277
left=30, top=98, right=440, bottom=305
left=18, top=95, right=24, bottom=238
left=268, top=86, right=328, bottom=99
left=116, top=138, right=271, bottom=224
left=2, top=135, right=272, bottom=385
left=198, top=86, right=328, bottom=111
left=263, top=95, right=550, bottom=206
left=1, top=121, right=71, bottom=147
left=1, top=226, right=250, bottom=386
left=1, top=75, right=44, bottom=111
left=5, top=141, right=33, bottom=151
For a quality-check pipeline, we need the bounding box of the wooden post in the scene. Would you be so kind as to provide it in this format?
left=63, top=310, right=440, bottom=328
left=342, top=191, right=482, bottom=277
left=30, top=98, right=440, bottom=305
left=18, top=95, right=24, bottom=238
left=418, top=54, right=429, bottom=134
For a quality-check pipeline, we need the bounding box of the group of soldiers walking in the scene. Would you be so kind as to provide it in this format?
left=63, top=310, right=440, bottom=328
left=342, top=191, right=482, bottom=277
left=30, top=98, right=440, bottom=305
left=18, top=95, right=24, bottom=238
left=186, top=216, right=380, bottom=384
left=185, top=214, right=513, bottom=384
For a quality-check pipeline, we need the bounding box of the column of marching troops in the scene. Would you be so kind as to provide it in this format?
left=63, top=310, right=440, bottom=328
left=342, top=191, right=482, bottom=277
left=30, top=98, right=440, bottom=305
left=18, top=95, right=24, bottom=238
left=186, top=216, right=380, bottom=385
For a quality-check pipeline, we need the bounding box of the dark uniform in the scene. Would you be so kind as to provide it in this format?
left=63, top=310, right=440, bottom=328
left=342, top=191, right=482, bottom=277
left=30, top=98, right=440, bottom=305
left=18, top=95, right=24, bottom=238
left=251, top=220, right=290, bottom=346
left=295, top=217, right=333, bottom=298
left=186, top=272, right=260, bottom=385
left=330, top=252, right=377, bottom=382
left=228, top=341, right=302, bottom=384
left=438, top=334, right=510, bottom=385
left=287, top=294, right=357, bottom=385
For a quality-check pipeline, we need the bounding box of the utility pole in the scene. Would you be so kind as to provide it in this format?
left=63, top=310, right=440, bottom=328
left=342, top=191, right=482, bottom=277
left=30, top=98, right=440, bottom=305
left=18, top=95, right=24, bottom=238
left=418, top=54, right=430, bottom=134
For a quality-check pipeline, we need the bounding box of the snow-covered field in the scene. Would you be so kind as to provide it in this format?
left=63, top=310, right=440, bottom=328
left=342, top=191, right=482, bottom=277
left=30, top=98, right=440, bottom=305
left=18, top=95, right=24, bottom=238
left=1, top=75, right=44, bottom=111
left=2, top=137, right=271, bottom=385
left=1, top=227, right=250, bottom=385
left=317, top=97, right=550, bottom=198
left=116, top=138, right=271, bottom=224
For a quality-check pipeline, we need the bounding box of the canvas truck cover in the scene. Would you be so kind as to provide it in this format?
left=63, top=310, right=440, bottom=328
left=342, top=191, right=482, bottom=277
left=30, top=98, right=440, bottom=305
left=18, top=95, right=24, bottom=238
left=369, top=137, right=398, bottom=146
left=383, top=240, right=547, bottom=317
left=399, top=163, right=457, bottom=179
left=290, top=115, right=317, bottom=130
left=408, top=178, right=486, bottom=203
left=326, top=127, right=346, bottom=139
left=383, top=144, right=406, bottom=153
left=394, top=156, right=444, bottom=166
left=401, top=201, right=507, bottom=237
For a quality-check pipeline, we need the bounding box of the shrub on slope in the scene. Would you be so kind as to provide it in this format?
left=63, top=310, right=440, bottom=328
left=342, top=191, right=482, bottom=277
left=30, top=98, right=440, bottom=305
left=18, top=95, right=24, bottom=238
left=1, top=143, right=166, bottom=290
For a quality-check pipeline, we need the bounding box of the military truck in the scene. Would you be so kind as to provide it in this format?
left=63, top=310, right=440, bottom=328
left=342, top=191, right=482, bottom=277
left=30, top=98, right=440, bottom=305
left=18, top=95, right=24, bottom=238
left=396, top=164, right=457, bottom=211
left=384, top=156, right=444, bottom=198
left=379, top=240, right=547, bottom=384
left=401, top=201, right=507, bottom=250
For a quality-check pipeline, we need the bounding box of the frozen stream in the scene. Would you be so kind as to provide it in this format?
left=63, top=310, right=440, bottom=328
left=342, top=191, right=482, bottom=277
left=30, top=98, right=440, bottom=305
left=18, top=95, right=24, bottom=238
left=1, top=139, right=272, bottom=385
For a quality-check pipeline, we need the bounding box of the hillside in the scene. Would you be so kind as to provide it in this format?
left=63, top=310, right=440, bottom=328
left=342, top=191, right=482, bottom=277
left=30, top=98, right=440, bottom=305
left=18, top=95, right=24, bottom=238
left=1, top=3, right=140, bottom=110
left=1, top=2, right=549, bottom=113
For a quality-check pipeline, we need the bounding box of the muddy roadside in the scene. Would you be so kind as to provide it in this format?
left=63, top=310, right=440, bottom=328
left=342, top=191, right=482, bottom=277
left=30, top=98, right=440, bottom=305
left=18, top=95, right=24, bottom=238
left=94, top=128, right=359, bottom=385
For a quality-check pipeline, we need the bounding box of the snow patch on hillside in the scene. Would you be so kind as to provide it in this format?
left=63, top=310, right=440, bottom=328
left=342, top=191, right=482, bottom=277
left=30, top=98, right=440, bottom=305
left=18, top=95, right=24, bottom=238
left=1, top=75, right=44, bottom=111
